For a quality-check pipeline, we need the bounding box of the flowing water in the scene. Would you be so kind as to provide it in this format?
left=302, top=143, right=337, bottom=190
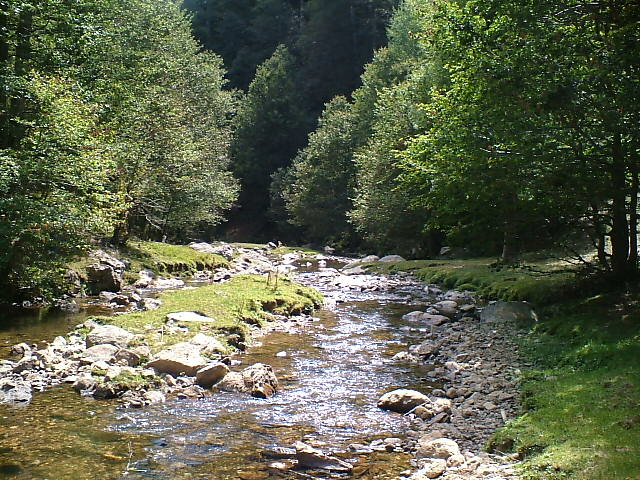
left=0, top=270, right=436, bottom=480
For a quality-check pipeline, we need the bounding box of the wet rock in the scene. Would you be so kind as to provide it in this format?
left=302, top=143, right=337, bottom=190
left=294, top=442, right=353, bottom=472
left=217, top=363, right=279, bottom=398
left=378, top=389, right=428, bottom=413
left=416, top=438, right=460, bottom=459
left=81, top=344, right=119, bottom=364
left=152, top=278, right=185, bottom=289
left=93, top=383, right=118, bottom=399
left=10, top=343, right=31, bottom=356
left=402, top=311, right=450, bottom=326
left=480, top=301, right=537, bottom=325
left=195, top=362, right=229, bottom=388
left=0, top=377, right=32, bottom=405
left=12, top=356, right=39, bottom=373
left=411, top=459, right=447, bottom=479
left=391, top=351, right=421, bottom=362
left=147, top=342, right=207, bottom=377
left=166, top=311, right=214, bottom=323
left=143, top=390, right=166, bottom=404
left=86, top=325, right=134, bottom=348
left=378, top=255, right=406, bottom=262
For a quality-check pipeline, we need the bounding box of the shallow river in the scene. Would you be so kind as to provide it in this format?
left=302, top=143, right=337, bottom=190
left=0, top=273, right=436, bottom=479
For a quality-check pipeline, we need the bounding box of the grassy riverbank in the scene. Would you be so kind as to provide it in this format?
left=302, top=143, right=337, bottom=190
left=99, top=274, right=323, bottom=352
left=371, top=258, right=640, bottom=479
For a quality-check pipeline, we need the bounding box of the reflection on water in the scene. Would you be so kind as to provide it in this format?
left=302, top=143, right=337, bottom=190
left=0, top=294, right=434, bottom=479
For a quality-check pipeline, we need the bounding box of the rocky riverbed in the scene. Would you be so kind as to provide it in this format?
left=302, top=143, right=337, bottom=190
left=0, top=244, right=527, bottom=479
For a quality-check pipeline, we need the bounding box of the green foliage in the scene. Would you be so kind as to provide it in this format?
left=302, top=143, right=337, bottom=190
left=281, top=96, right=359, bottom=243
left=0, top=75, right=117, bottom=299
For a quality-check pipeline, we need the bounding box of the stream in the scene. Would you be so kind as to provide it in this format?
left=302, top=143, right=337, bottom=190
left=0, top=263, right=439, bottom=480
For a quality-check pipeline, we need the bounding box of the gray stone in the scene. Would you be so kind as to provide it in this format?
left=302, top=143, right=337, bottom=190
left=0, top=377, right=32, bottom=405
left=141, top=298, right=162, bottom=311
left=190, top=333, right=226, bottom=355
left=433, top=300, right=459, bottom=317
left=146, top=342, right=207, bottom=376
left=378, top=389, right=428, bottom=413
left=378, top=255, right=406, bottom=262
left=81, top=344, right=119, bottom=364
left=114, top=349, right=143, bottom=367
left=216, top=363, right=279, bottom=398
left=480, top=301, right=537, bottom=324
left=416, top=438, right=460, bottom=459
left=195, top=363, right=229, bottom=388
left=411, top=459, right=447, bottom=479
left=413, top=340, right=440, bottom=356
left=166, top=311, right=215, bottom=323
left=86, top=325, right=134, bottom=348
left=11, top=342, right=31, bottom=356
left=143, top=390, right=166, bottom=404
left=295, top=442, right=353, bottom=472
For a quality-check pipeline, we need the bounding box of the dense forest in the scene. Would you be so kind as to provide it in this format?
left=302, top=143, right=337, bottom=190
left=0, top=0, right=638, bottom=302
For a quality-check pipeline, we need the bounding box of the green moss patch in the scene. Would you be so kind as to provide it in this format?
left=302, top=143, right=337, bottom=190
left=97, top=274, right=322, bottom=352
left=120, top=241, right=228, bottom=283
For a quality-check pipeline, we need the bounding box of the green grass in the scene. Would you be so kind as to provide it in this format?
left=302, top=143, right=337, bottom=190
left=366, top=258, right=576, bottom=304
left=489, top=294, right=640, bottom=479
left=97, top=274, right=323, bottom=352
left=369, top=256, right=640, bottom=478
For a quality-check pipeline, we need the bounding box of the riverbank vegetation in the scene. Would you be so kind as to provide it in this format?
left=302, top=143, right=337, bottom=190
left=369, top=257, right=640, bottom=479
left=103, top=274, right=322, bottom=352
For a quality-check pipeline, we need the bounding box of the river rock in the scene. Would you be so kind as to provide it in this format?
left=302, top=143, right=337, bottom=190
left=413, top=397, right=452, bottom=421
left=114, top=348, right=143, bottom=367
left=480, top=301, right=537, bottom=324
left=166, top=311, right=215, bottom=323
left=147, top=342, right=207, bottom=376
left=413, top=340, right=441, bottom=356
left=342, top=255, right=379, bottom=270
left=190, top=333, right=226, bottom=355
left=378, top=255, right=406, bottom=262
left=141, top=298, right=162, bottom=311
left=217, top=363, right=279, bottom=398
left=378, top=389, right=428, bottom=413
left=402, top=311, right=450, bottom=326
left=13, top=355, right=39, bottom=373
left=294, top=442, right=353, bottom=472
left=11, top=342, right=31, bottom=356
left=134, top=269, right=155, bottom=288
left=195, top=362, right=229, bottom=388
left=433, top=300, right=459, bottom=317
left=410, top=459, right=447, bottom=479
left=416, top=437, right=461, bottom=459
left=143, top=390, right=166, bottom=404
left=0, top=377, right=32, bottom=405
left=189, top=242, right=217, bottom=254
left=86, top=325, right=134, bottom=348
left=86, top=251, right=125, bottom=294
left=81, top=344, right=119, bottom=364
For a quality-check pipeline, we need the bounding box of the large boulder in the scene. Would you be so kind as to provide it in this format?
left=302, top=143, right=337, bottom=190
left=480, top=301, right=537, bottom=325
left=432, top=300, right=459, bottom=317
left=402, top=311, right=450, bottom=326
left=147, top=342, right=207, bottom=376
left=85, top=250, right=125, bottom=294
left=0, top=377, right=32, bottom=405
left=378, top=389, right=428, bottom=413
left=86, top=325, right=134, bottom=348
left=195, top=363, right=229, bottom=388
left=217, top=363, right=279, bottom=398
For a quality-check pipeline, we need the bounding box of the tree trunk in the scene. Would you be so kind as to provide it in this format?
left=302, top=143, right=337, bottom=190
left=591, top=203, right=608, bottom=268
left=501, top=220, right=517, bottom=263
left=629, top=153, right=639, bottom=270
left=0, top=0, right=10, bottom=147
left=609, top=132, right=631, bottom=278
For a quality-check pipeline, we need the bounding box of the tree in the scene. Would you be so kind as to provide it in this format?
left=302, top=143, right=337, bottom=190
left=282, top=96, right=358, bottom=243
